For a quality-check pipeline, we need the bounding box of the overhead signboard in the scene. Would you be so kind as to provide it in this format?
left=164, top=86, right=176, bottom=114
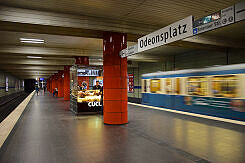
left=193, top=19, right=221, bottom=35
left=235, top=1, right=245, bottom=22
left=221, top=6, right=235, bottom=26
left=77, top=69, right=99, bottom=77
left=120, top=44, right=138, bottom=58
left=138, top=16, right=193, bottom=53
left=193, top=5, right=235, bottom=35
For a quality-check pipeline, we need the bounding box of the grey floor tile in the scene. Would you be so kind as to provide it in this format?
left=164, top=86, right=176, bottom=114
left=0, top=93, right=244, bottom=163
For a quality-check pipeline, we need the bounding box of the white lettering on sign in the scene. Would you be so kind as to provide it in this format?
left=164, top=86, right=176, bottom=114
left=138, top=16, right=193, bottom=53
left=193, top=19, right=221, bottom=35
left=235, top=1, right=245, bottom=22
left=88, top=102, right=102, bottom=107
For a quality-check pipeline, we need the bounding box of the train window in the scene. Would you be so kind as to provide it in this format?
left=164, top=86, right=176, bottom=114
left=166, top=78, right=173, bottom=94
left=187, top=77, right=208, bottom=96
left=212, top=75, right=237, bottom=98
left=144, top=80, right=147, bottom=92
left=150, top=79, right=160, bottom=93
left=175, top=78, right=180, bottom=94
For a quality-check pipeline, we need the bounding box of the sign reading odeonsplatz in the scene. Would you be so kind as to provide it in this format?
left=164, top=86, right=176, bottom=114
left=138, top=16, right=193, bottom=53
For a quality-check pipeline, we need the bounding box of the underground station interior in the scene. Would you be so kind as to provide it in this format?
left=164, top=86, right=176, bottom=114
left=0, top=0, right=245, bottom=163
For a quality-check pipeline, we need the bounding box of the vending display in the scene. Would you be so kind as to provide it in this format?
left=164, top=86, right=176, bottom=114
left=77, top=90, right=101, bottom=103
left=70, top=65, right=103, bottom=115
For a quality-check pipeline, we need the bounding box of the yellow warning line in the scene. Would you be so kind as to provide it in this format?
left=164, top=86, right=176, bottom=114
left=0, top=91, right=35, bottom=148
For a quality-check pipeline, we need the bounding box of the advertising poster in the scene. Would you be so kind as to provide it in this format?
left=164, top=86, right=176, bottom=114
left=128, top=74, right=134, bottom=93
left=5, top=76, right=8, bottom=92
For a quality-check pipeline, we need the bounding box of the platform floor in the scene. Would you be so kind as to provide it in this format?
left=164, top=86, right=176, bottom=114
left=0, top=93, right=245, bottom=163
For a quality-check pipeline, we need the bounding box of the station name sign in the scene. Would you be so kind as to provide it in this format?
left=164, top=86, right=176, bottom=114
left=120, top=44, right=138, bottom=58
left=138, top=16, right=193, bottom=53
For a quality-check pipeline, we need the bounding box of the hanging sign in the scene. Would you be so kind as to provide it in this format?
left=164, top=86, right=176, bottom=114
left=138, top=16, right=193, bottom=53
left=235, top=1, right=245, bottom=22
left=221, top=6, right=235, bottom=26
left=77, top=69, right=99, bottom=77
left=120, top=44, right=138, bottom=58
left=193, top=5, right=235, bottom=35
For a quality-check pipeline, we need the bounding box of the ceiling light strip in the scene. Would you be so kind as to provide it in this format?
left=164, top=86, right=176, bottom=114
left=20, top=38, right=44, bottom=44
left=20, top=38, right=44, bottom=42
left=20, top=40, right=44, bottom=44
left=26, top=56, right=43, bottom=59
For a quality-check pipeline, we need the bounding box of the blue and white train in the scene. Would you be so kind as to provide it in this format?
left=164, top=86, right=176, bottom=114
left=141, top=64, right=245, bottom=121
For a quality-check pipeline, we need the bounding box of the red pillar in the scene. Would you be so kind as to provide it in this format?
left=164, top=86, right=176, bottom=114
left=103, top=32, right=128, bottom=125
left=47, top=79, right=50, bottom=92
left=54, top=73, right=58, bottom=91
left=64, top=66, right=70, bottom=101
left=49, top=77, right=51, bottom=92
left=75, top=56, right=89, bottom=65
left=52, top=75, right=55, bottom=93
left=49, top=78, right=51, bottom=92
left=49, top=77, right=52, bottom=93
left=75, top=56, right=90, bottom=89
left=58, top=70, right=64, bottom=97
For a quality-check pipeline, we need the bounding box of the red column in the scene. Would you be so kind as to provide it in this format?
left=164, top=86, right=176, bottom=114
left=62, top=78, right=64, bottom=96
left=58, top=70, right=64, bottom=97
left=103, top=32, right=128, bottom=125
left=52, top=75, right=55, bottom=93
left=75, top=56, right=90, bottom=89
left=49, top=78, right=51, bottom=92
left=54, top=73, right=58, bottom=91
left=49, top=77, right=51, bottom=92
left=47, top=79, right=50, bottom=92
left=49, top=77, right=53, bottom=93
left=64, top=66, right=70, bottom=101
left=75, top=56, right=89, bottom=65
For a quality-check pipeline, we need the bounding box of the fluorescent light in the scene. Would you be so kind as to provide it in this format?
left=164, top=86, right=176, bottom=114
left=20, top=38, right=44, bottom=44
left=20, top=38, right=44, bottom=41
left=21, top=40, right=44, bottom=44
left=27, top=56, right=42, bottom=59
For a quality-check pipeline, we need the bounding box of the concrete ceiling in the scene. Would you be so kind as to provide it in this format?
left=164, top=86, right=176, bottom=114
left=0, top=0, right=244, bottom=79
left=0, top=0, right=240, bottom=27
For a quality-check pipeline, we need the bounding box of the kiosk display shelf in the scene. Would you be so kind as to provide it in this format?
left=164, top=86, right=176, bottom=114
left=69, top=65, right=102, bottom=115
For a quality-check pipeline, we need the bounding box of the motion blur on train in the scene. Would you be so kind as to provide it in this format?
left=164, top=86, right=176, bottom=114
left=141, top=63, right=245, bottom=121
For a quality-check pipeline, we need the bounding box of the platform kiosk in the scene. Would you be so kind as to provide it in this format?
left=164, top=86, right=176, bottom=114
left=70, top=65, right=103, bottom=115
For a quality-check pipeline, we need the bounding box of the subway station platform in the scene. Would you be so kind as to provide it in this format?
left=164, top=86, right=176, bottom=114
left=0, top=93, right=245, bottom=163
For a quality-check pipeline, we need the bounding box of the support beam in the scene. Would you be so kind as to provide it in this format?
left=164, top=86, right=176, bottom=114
left=0, top=65, right=64, bottom=70
left=0, top=58, right=75, bottom=65
left=0, top=45, right=103, bottom=57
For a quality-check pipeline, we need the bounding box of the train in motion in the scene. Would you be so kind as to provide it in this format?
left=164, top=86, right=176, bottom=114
left=141, top=64, right=245, bottom=121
